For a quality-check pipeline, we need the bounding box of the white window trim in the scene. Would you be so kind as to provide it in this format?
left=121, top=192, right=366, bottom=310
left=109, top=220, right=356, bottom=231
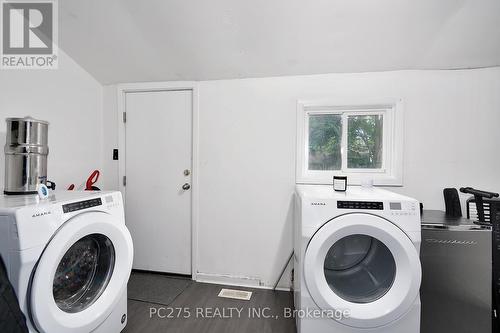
left=296, top=98, right=404, bottom=186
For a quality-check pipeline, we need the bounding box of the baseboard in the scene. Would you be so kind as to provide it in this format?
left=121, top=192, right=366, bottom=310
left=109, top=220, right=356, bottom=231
left=195, top=272, right=291, bottom=291
left=132, top=268, right=192, bottom=279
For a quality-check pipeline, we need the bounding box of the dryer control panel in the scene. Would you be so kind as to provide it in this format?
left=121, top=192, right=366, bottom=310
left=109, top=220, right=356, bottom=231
left=389, top=201, right=419, bottom=216
left=63, top=198, right=102, bottom=213
left=337, top=201, right=384, bottom=210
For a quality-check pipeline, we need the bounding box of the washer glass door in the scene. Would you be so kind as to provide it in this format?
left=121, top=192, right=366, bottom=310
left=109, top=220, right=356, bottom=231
left=53, top=233, right=115, bottom=313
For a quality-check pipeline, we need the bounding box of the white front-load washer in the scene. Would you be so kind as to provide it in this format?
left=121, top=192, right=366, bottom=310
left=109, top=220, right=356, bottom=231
left=294, top=185, right=421, bottom=333
left=0, top=191, right=133, bottom=333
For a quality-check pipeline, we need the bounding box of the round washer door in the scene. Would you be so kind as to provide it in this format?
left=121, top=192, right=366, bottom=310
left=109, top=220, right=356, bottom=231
left=304, top=213, right=421, bottom=328
left=30, top=211, right=133, bottom=333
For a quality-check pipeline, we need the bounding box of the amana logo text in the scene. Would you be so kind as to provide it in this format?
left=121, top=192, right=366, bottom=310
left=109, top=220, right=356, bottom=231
left=32, top=211, right=51, bottom=218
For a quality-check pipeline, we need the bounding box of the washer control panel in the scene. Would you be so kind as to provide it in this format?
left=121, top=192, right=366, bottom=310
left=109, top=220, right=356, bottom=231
left=63, top=198, right=102, bottom=213
left=337, top=201, right=384, bottom=210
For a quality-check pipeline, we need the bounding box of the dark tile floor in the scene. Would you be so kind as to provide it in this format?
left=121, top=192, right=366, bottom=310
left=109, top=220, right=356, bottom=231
left=125, top=271, right=296, bottom=333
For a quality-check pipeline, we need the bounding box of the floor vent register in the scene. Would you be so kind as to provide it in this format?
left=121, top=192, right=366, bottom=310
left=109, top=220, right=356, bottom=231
left=217, top=288, right=253, bottom=301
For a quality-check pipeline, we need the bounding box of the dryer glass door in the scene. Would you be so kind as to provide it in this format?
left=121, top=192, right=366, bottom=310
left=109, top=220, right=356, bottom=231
left=304, top=213, right=421, bottom=329
left=323, top=234, right=396, bottom=304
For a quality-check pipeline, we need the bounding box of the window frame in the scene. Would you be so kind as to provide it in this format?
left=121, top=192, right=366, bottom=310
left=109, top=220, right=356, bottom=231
left=296, top=99, right=404, bottom=186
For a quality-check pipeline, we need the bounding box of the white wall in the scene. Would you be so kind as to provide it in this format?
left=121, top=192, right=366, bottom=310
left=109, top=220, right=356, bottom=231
left=0, top=50, right=103, bottom=191
left=103, top=67, right=500, bottom=289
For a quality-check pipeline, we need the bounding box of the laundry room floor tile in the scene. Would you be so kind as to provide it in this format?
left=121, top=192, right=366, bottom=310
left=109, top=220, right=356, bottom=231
left=127, top=271, right=193, bottom=305
left=124, top=273, right=296, bottom=333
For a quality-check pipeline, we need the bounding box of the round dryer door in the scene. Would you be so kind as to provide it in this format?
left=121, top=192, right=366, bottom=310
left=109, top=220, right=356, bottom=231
left=304, top=213, right=421, bottom=328
left=30, top=211, right=133, bottom=333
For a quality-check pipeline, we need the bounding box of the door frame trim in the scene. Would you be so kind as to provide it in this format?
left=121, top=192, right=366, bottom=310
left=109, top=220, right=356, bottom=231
left=116, top=81, right=199, bottom=280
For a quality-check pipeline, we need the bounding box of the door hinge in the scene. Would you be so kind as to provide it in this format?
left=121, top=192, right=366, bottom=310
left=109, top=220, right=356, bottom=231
left=123, top=176, right=126, bottom=186
left=122, top=112, right=127, bottom=123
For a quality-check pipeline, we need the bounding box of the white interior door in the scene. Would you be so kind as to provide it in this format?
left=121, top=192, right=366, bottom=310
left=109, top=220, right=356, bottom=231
left=125, top=90, right=192, bottom=275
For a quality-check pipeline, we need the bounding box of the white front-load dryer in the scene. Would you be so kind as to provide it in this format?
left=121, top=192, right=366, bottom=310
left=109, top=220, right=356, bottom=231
left=294, top=185, right=421, bottom=333
left=0, top=191, right=133, bottom=333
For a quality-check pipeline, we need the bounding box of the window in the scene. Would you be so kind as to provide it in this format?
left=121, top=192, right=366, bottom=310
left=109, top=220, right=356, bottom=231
left=296, top=100, right=403, bottom=185
left=308, top=114, right=342, bottom=170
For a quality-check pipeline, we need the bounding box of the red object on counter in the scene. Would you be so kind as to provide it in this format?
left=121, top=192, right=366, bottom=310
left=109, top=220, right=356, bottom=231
left=85, top=170, right=100, bottom=190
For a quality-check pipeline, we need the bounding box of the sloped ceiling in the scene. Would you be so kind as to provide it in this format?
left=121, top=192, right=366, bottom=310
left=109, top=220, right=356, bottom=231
left=59, top=0, right=500, bottom=84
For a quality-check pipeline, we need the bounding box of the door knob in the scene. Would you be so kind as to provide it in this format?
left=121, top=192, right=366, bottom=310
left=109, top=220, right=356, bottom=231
left=182, top=183, right=191, bottom=190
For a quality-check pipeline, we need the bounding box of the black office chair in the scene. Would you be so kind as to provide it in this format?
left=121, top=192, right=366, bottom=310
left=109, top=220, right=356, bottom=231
left=0, top=256, right=28, bottom=333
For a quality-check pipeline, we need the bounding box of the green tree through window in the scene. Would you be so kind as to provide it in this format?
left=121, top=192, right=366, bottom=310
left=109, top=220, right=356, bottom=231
left=347, top=115, right=383, bottom=169
left=308, top=114, right=342, bottom=170
left=308, top=114, right=383, bottom=170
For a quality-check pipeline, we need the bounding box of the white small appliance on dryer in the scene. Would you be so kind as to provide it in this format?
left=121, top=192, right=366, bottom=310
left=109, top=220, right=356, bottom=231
left=294, top=185, right=421, bottom=333
left=0, top=191, right=133, bottom=333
